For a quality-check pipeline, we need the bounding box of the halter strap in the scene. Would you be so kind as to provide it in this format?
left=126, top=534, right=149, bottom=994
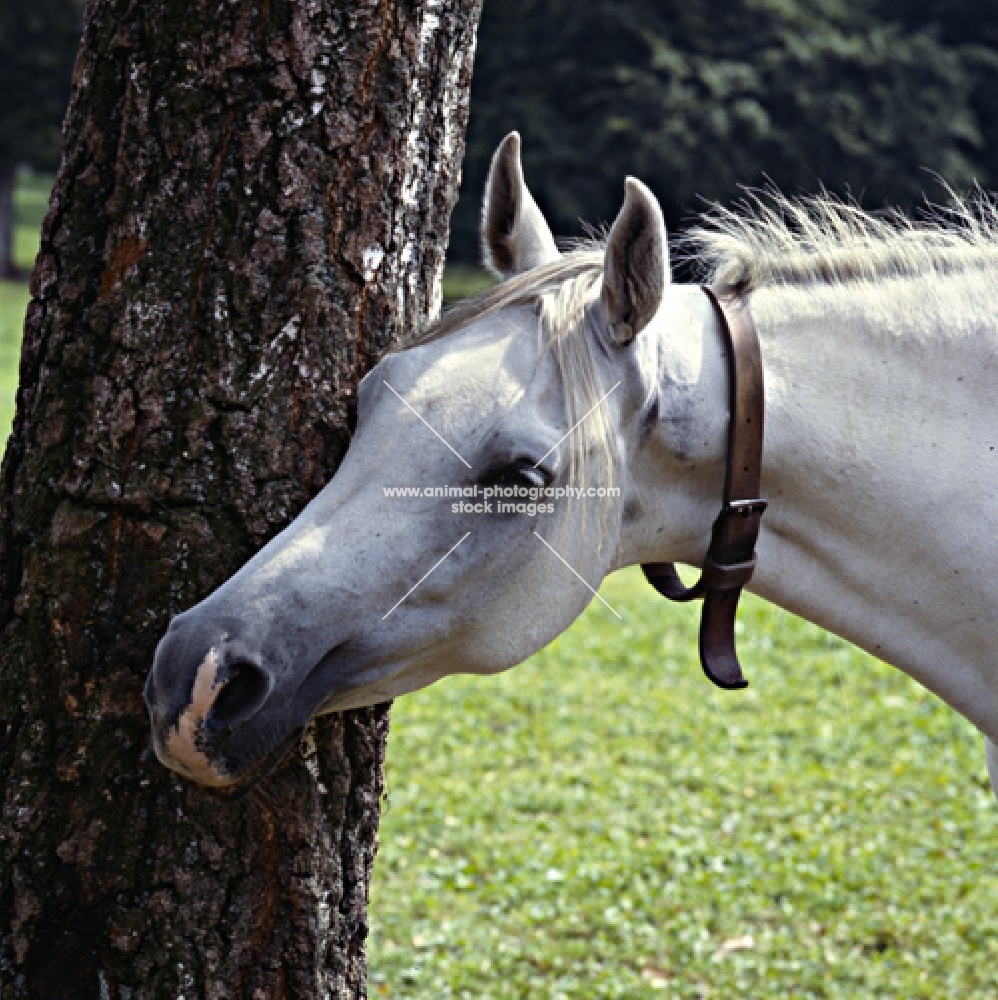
left=641, top=286, right=767, bottom=690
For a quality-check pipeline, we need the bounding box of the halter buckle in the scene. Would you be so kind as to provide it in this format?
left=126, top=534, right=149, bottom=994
left=724, top=498, right=768, bottom=517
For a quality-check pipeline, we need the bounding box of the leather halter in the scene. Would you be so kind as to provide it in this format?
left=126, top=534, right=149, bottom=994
left=641, top=286, right=767, bottom=690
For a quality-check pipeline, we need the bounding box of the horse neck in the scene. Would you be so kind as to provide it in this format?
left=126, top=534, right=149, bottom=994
left=747, top=273, right=998, bottom=739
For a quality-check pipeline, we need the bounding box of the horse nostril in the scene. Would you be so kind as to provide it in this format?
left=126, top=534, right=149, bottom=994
left=208, top=659, right=273, bottom=731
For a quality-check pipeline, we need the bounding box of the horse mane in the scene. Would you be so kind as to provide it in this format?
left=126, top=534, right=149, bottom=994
left=686, top=189, right=998, bottom=293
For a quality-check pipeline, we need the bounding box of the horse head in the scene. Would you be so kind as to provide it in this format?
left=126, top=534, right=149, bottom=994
left=144, top=133, right=729, bottom=787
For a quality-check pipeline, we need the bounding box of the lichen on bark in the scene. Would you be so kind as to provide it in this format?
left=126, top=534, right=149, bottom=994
left=0, top=0, right=482, bottom=996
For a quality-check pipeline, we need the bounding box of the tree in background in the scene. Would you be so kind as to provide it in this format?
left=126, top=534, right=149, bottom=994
left=0, top=0, right=481, bottom=994
left=0, top=0, right=82, bottom=277
left=887, top=0, right=998, bottom=190
left=450, top=0, right=995, bottom=262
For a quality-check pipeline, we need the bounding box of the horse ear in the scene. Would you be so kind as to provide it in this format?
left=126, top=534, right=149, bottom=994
left=601, top=177, right=669, bottom=346
left=481, top=132, right=560, bottom=278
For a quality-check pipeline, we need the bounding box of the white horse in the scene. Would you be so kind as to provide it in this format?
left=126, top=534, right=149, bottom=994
left=145, top=133, right=998, bottom=797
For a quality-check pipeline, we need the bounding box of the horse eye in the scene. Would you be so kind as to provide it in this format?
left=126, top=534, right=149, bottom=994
left=481, top=459, right=552, bottom=490
left=511, top=463, right=549, bottom=489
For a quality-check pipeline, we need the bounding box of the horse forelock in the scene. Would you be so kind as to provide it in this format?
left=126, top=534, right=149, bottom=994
left=412, top=248, right=620, bottom=559
left=685, top=189, right=998, bottom=294
left=415, top=248, right=606, bottom=345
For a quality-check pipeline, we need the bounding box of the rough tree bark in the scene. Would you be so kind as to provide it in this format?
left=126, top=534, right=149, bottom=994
left=0, top=0, right=482, bottom=996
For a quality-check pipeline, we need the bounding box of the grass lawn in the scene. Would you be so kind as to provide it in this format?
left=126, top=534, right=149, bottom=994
left=369, top=571, right=998, bottom=999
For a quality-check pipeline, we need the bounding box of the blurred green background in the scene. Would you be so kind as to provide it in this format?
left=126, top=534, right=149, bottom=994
left=0, top=172, right=46, bottom=442
left=448, top=0, right=998, bottom=261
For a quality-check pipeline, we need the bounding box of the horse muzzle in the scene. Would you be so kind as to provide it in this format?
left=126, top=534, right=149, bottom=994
left=145, top=618, right=281, bottom=787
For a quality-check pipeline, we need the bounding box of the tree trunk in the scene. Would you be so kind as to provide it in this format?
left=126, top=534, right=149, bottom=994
left=0, top=0, right=481, bottom=995
left=0, top=162, right=15, bottom=279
